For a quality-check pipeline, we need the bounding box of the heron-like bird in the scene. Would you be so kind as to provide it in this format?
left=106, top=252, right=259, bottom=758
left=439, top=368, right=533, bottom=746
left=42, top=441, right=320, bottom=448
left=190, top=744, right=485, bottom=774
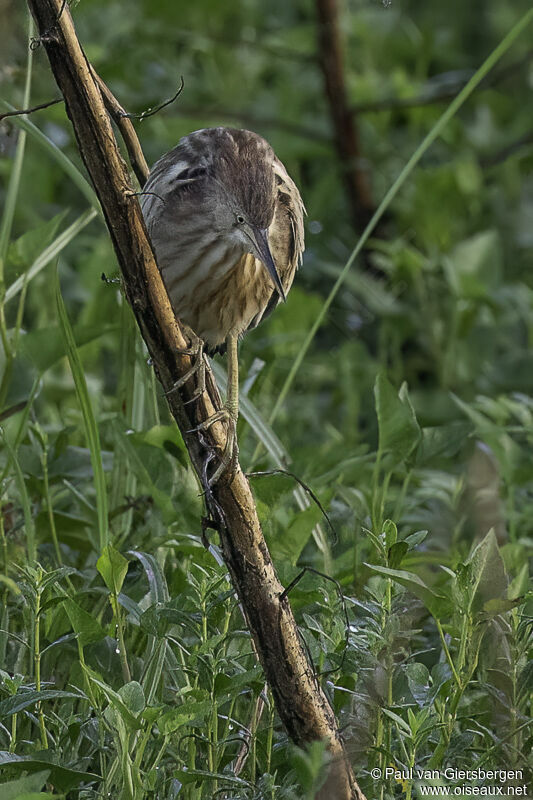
left=141, top=127, right=305, bottom=481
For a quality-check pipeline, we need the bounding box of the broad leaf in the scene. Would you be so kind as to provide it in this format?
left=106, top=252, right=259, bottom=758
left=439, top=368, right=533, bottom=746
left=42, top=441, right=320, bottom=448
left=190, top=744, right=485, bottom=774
left=0, top=690, right=80, bottom=718
left=374, top=374, right=421, bottom=464
left=0, top=752, right=99, bottom=792
left=97, top=545, right=129, bottom=595
left=64, top=599, right=106, bottom=647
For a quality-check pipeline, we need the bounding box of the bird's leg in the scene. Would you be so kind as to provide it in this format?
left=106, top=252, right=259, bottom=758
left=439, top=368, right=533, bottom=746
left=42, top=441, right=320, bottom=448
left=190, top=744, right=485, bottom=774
left=225, top=330, right=240, bottom=423
left=165, top=332, right=206, bottom=405
left=192, top=331, right=240, bottom=485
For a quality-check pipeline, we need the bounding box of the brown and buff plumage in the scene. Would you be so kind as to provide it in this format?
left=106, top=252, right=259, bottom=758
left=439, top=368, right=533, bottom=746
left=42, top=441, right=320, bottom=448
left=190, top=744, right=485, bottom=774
left=141, top=126, right=305, bottom=482
left=140, top=127, right=305, bottom=352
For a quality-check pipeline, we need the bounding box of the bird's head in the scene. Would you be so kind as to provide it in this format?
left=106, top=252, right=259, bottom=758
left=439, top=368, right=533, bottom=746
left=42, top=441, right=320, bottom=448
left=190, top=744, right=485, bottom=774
left=206, top=129, right=286, bottom=301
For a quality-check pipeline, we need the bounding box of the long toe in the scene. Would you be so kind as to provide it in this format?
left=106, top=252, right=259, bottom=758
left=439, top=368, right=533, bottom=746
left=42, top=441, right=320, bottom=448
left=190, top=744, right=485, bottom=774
left=166, top=339, right=206, bottom=398
left=208, top=422, right=239, bottom=486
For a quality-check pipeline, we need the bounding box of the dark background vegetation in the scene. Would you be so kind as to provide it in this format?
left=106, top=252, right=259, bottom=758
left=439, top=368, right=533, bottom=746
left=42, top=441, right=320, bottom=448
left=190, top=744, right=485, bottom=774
left=1, top=1, right=532, bottom=798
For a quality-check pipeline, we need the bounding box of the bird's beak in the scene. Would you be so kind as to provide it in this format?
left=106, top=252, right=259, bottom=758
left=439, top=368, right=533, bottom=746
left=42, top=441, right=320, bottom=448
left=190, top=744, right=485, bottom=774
left=252, top=227, right=286, bottom=302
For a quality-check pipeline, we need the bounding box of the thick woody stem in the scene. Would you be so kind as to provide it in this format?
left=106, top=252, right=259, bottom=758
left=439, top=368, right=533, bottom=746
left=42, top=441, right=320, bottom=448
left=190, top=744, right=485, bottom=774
left=26, top=2, right=366, bottom=798
left=316, top=0, right=374, bottom=230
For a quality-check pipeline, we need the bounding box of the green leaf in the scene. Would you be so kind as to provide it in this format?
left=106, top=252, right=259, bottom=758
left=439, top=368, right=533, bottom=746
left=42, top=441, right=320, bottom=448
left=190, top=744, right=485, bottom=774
left=465, top=529, right=508, bottom=615
left=0, top=752, right=99, bottom=793
left=37, top=567, right=77, bottom=594
left=364, top=563, right=444, bottom=614
left=381, top=708, right=411, bottom=734
left=7, top=212, right=67, bottom=272
left=272, top=504, right=323, bottom=566
left=0, top=575, right=20, bottom=595
left=173, top=768, right=249, bottom=787
left=5, top=795, right=53, bottom=800
left=118, top=681, right=145, bottom=716
left=64, top=599, right=107, bottom=647
left=0, top=690, right=80, bottom=718
left=97, top=545, right=129, bottom=595
left=248, top=472, right=294, bottom=507
left=405, top=662, right=430, bottom=707
left=111, top=425, right=176, bottom=523
left=444, top=230, right=502, bottom=299
left=383, top=519, right=398, bottom=549
left=141, top=705, right=165, bottom=724
left=5, top=210, right=98, bottom=306
left=19, top=323, right=118, bottom=373
left=132, top=425, right=187, bottom=465
left=482, top=597, right=524, bottom=616
left=403, top=530, right=428, bottom=549
left=84, top=671, right=142, bottom=731
left=518, top=661, right=533, bottom=703
left=0, top=20, right=32, bottom=271
left=451, top=395, right=522, bottom=482
left=416, top=422, right=471, bottom=465
left=1, top=436, right=35, bottom=561
left=374, top=374, right=421, bottom=464
left=508, top=564, right=529, bottom=600
left=157, top=700, right=213, bottom=733
left=128, top=551, right=169, bottom=604
left=388, top=541, right=408, bottom=569
left=0, top=771, right=50, bottom=800
left=139, top=604, right=175, bottom=638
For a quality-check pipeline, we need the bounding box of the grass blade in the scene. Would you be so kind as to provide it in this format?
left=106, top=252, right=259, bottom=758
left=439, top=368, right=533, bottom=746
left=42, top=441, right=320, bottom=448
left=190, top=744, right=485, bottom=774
left=0, top=14, right=34, bottom=410
left=127, top=550, right=169, bottom=605
left=1, top=434, right=36, bottom=562
left=5, top=209, right=98, bottom=305
left=0, top=15, right=34, bottom=268
left=55, top=266, right=109, bottom=551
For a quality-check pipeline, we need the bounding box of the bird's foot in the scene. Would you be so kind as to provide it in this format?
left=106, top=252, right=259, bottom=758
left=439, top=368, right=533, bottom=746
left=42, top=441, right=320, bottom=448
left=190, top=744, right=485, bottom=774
left=190, top=406, right=239, bottom=486
left=165, top=335, right=206, bottom=405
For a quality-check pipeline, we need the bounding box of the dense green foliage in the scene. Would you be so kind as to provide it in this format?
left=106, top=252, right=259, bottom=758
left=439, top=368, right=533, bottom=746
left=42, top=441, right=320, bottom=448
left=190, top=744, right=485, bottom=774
left=1, top=1, right=532, bottom=798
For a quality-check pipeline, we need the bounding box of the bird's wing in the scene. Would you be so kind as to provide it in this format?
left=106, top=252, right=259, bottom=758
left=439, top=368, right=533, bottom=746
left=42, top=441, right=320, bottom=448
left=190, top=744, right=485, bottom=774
left=272, top=156, right=306, bottom=269
left=246, top=157, right=305, bottom=333
left=140, top=140, right=209, bottom=234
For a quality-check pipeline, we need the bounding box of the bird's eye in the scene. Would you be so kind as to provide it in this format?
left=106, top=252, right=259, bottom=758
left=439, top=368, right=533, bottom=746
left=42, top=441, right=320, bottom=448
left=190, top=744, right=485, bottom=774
left=236, top=215, right=245, bottom=225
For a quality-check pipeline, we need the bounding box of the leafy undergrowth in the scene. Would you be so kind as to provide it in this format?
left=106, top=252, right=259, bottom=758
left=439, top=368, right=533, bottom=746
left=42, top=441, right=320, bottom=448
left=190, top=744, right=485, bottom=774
left=1, top=3, right=533, bottom=799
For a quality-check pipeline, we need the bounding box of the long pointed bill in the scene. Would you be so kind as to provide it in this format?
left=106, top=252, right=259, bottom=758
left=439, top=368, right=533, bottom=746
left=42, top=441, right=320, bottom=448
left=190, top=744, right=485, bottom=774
left=253, top=227, right=286, bottom=301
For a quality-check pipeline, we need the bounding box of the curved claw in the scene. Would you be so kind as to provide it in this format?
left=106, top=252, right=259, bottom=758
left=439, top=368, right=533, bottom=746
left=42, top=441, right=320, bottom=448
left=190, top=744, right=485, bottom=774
left=208, top=419, right=239, bottom=486
left=188, top=405, right=239, bottom=485
left=166, top=338, right=205, bottom=399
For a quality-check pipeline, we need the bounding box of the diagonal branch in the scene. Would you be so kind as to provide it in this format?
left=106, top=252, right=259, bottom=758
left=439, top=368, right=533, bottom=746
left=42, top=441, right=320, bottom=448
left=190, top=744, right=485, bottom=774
left=90, top=68, right=149, bottom=186
left=26, top=1, right=367, bottom=798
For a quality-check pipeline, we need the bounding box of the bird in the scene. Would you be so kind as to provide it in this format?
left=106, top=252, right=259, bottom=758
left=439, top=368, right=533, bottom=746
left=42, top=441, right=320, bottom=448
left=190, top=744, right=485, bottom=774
left=141, top=127, right=305, bottom=482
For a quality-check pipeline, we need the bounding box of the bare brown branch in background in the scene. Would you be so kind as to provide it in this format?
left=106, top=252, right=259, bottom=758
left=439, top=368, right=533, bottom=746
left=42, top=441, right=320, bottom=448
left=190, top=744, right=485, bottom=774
left=0, top=96, right=62, bottom=121
left=316, top=0, right=374, bottom=230
left=26, top=1, right=367, bottom=797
